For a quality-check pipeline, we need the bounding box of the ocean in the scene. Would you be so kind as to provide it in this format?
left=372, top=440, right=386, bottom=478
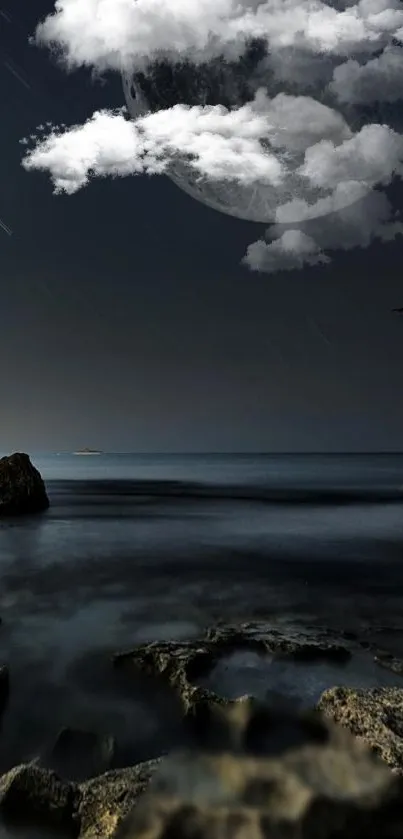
left=1, top=452, right=403, bottom=776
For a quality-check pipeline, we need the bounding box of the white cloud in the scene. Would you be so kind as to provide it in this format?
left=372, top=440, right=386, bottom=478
left=244, top=190, right=403, bottom=274
left=299, top=124, right=403, bottom=189
left=242, top=229, right=330, bottom=272
left=21, top=104, right=286, bottom=194
left=23, top=0, right=403, bottom=273
left=330, top=46, right=403, bottom=103
left=34, top=0, right=403, bottom=71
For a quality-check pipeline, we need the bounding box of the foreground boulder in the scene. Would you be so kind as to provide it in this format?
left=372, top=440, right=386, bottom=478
left=117, top=698, right=403, bottom=839
left=0, top=452, right=49, bottom=515
left=318, top=686, right=403, bottom=773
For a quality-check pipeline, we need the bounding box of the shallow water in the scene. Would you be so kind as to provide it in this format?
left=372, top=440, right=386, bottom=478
left=199, top=648, right=403, bottom=707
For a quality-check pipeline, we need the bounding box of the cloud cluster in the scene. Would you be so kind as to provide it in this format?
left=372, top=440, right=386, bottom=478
left=35, top=0, right=403, bottom=70
left=23, top=0, right=403, bottom=274
left=244, top=189, right=403, bottom=272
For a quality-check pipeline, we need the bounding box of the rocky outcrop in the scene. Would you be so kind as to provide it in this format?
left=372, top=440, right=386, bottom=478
left=0, top=759, right=161, bottom=839
left=113, top=624, right=350, bottom=717
left=117, top=698, right=403, bottom=839
left=1, top=701, right=403, bottom=839
left=0, top=452, right=49, bottom=515
left=0, top=763, right=79, bottom=834
left=317, top=686, right=403, bottom=774
left=78, top=759, right=161, bottom=838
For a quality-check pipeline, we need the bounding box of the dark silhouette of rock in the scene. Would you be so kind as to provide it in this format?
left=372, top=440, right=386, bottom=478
left=41, top=727, right=116, bottom=783
left=318, top=686, right=403, bottom=774
left=117, top=698, right=403, bottom=839
left=0, top=452, right=49, bottom=516
left=0, top=665, right=9, bottom=720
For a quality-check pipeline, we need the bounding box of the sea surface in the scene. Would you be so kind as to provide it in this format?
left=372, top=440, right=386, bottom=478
left=1, top=452, right=403, bottom=779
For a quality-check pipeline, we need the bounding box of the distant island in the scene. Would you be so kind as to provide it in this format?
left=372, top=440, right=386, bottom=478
left=73, top=448, right=103, bottom=456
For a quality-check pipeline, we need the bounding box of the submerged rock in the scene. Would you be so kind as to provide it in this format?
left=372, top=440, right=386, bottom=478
left=318, top=686, right=403, bottom=773
left=117, top=698, right=403, bottom=839
left=0, top=452, right=49, bottom=516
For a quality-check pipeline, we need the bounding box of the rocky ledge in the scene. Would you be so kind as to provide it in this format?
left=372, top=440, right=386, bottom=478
left=0, top=452, right=49, bottom=516
left=113, top=622, right=351, bottom=718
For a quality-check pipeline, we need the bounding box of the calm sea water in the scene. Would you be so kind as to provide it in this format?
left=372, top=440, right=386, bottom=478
left=1, top=452, right=403, bottom=777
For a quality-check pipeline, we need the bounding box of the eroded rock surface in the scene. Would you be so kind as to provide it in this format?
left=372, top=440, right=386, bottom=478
left=113, top=624, right=351, bottom=716
left=117, top=698, right=403, bottom=839
left=0, top=453, right=49, bottom=516
left=318, top=685, right=403, bottom=773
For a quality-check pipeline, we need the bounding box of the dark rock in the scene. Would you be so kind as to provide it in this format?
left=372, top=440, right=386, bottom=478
left=112, top=624, right=351, bottom=714
left=0, top=452, right=49, bottom=516
left=78, top=759, right=161, bottom=838
left=0, top=759, right=161, bottom=839
left=41, top=728, right=116, bottom=783
left=116, top=698, right=403, bottom=839
left=317, top=686, right=403, bottom=773
left=0, top=764, right=80, bottom=833
left=0, top=665, right=9, bottom=720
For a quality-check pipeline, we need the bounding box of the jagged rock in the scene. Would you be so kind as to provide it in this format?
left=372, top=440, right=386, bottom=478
left=0, top=764, right=80, bottom=833
left=40, top=727, right=117, bottom=783
left=318, top=686, right=403, bottom=773
left=0, top=666, right=9, bottom=720
left=113, top=624, right=350, bottom=714
left=0, top=453, right=49, bottom=516
left=116, top=698, right=403, bottom=839
left=78, top=759, right=161, bottom=838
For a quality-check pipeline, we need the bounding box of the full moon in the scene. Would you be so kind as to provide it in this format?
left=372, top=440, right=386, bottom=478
left=122, top=42, right=358, bottom=223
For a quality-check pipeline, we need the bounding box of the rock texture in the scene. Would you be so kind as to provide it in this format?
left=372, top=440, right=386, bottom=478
left=113, top=624, right=350, bottom=717
left=0, top=452, right=49, bottom=515
left=117, top=698, right=403, bottom=839
left=0, top=759, right=161, bottom=838
left=1, top=699, right=403, bottom=838
left=318, top=686, right=403, bottom=773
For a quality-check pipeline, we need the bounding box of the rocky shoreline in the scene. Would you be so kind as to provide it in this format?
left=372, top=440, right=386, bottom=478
left=1, top=621, right=403, bottom=837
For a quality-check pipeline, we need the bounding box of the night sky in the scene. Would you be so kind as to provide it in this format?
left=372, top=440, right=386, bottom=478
left=1, top=0, right=403, bottom=453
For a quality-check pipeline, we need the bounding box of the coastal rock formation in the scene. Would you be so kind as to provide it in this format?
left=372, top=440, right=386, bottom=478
left=117, top=698, right=403, bottom=839
left=113, top=624, right=351, bottom=716
left=1, top=701, right=402, bottom=839
left=0, top=759, right=161, bottom=839
left=0, top=764, right=79, bottom=833
left=318, top=686, right=403, bottom=773
left=0, top=452, right=49, bottom=515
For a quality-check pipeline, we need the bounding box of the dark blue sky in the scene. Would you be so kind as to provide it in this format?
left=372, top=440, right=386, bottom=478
left=1, top=0, right=403, bottom=452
